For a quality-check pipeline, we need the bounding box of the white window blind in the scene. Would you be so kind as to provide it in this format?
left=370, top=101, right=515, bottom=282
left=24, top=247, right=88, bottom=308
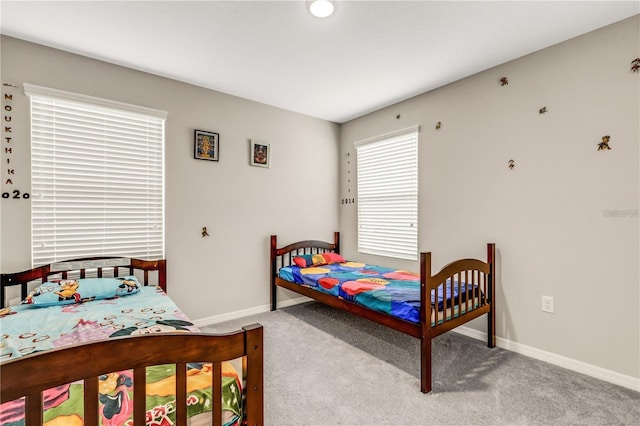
left=355, top=126, right=419, bottom=260
left=25, top=84, right=166, bottom=266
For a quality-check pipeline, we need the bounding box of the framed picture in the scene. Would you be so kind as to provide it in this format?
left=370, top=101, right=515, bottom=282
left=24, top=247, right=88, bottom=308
left=250, top=140, right=270, bottom=168
left=194, top=129, right=219, bottom=161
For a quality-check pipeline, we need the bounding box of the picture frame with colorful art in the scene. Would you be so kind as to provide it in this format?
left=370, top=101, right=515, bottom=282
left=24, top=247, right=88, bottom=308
left=250, top=140, right=270, bottom=168
left=194, top=129, right=219, bottom=161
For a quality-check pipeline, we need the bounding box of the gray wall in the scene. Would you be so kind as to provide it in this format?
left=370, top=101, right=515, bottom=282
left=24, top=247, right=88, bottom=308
left=340, top=16, right=639, bottom=383
left=1, top=15, right=638, bottom=389
left=0, top=36, right=340, bottom=320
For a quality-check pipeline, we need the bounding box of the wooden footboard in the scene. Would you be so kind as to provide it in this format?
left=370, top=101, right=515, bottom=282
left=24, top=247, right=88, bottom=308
left=270, top=232, right=496, bottom=393
left=0, top=325, right=264, bottom=426
left=420, top=244, right=495, bottom=392
left=1, top=258, right=264, bottom=424
left=422, top=244, right=495, bottom=342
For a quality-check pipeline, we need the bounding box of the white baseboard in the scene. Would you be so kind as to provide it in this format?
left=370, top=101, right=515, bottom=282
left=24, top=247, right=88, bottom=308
left=192, top=296, right=311, bottom=328
left=453, top=325, right=640, bottom=393
left=194, top=301, right=639, bottom=393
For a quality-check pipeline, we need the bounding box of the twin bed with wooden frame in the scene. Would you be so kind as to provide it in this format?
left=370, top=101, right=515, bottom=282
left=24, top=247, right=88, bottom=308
left=0, top=257, right=264, bottom=426
left=270, top=232, right=496, bottom=394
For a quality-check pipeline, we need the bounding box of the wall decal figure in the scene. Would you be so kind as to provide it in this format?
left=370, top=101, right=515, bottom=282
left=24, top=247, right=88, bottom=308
left=597, top=135, right=611, bottom=151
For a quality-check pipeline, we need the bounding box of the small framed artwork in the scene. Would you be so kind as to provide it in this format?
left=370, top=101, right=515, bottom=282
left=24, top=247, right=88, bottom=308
left=194, top=129, right=219, bottom=161
left=250, top=140, right=270, bottom=168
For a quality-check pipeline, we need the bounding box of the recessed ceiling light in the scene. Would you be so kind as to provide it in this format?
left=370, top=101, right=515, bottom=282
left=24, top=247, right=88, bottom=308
left=309, top=0, right=334, bottom=18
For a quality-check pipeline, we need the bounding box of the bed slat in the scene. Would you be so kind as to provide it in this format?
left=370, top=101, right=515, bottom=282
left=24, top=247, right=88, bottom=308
left=478, top=271, right=482, bottom=305
left=476, top=270, right=481, bottom=308
left=25, top=393, right=42, bottom=426
left=133, top=366, right=146, bottom=425
left=84, top=376, right=99, bottom=426
left=213, top=361, right=223, bottom=426
left=458, top=272, right=463, bottom=315
left=444, top=278, right=449, bottom=313
left=175, top=362, right=187, bottom=426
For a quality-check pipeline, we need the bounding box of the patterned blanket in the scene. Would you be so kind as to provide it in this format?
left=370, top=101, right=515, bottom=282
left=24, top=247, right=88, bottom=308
left=279, top=261, right=479, bottom=324
left=0, top=286, right=242, bottom=426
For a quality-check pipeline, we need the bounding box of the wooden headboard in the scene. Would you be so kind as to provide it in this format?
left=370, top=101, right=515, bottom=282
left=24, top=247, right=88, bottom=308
left=1, top=257, right=166, bottom=308
left=269, top=232, right=340, bottom=311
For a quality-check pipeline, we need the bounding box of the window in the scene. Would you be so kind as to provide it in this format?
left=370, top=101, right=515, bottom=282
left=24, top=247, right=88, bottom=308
left=355, top=125, right=419, bottom=260
left=25, top=84, right=166, bottom=266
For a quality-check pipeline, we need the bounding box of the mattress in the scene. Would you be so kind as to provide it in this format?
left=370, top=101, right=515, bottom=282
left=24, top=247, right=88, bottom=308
left=0, top=285, right=242, bottom=426
left=279, top=261, right=481, bottom=325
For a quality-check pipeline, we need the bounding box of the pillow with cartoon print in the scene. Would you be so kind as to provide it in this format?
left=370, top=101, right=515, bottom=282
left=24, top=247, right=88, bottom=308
left=292, top=252, right=345, bottom=268
left=21, top=275, right=142, bottom=307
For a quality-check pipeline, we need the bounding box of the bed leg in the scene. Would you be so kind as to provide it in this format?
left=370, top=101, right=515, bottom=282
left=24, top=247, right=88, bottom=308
left=487, top=243, right=496, bottom=348
left=270, top=235, right=278, bottom=311
left=487, top=307, right=495, bottom=348
left=420, top=335, right=432, bottom=393
left=420, top=251, right=433, bottom=393
left=271, top=280, right=277, bottom=311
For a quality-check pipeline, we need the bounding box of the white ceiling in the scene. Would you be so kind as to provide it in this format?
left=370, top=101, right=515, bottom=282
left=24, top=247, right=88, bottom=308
left=1, top=1, right=638, bottom=123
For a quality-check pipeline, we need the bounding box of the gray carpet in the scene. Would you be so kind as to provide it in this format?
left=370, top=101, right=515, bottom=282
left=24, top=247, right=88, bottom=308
left=201, top=302, right=640, bottom=425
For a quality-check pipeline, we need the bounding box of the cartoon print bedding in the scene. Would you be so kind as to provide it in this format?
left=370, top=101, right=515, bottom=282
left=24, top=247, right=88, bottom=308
left=279, top=260, right=481, bottom=324
left=0, top=285, right=242, bottom=426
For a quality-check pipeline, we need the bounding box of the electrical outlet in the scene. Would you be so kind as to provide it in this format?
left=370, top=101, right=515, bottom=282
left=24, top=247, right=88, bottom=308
left=541, top=296, right=554, bottom=313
